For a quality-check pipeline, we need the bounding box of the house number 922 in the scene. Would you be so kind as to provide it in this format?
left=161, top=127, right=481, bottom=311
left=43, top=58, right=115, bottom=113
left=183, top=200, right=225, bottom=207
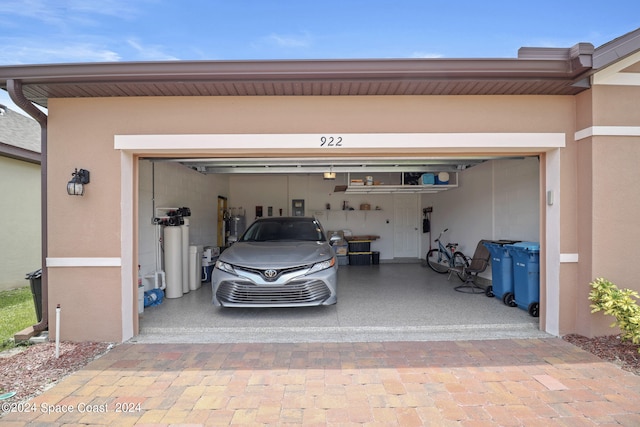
left=320, top=136, right=343, bottom=147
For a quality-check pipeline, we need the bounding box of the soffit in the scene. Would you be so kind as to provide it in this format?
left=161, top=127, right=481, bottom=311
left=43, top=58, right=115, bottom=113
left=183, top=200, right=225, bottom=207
left=0, top=53, right=595, bottom=109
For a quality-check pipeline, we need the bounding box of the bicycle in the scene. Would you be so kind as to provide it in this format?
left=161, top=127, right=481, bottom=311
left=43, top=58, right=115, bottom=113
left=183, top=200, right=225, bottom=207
left=426, top=228, right=469, bottom=281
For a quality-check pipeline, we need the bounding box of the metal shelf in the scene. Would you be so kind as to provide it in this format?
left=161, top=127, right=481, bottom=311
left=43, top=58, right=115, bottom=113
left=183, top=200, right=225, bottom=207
left=341, top=172, right=458, bottom=194
left=344, top=184, right=456, bottom=194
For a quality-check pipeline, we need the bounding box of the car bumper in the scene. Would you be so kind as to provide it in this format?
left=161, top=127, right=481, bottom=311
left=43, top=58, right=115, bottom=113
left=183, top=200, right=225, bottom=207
left=212, top=266, right=337, bottom=307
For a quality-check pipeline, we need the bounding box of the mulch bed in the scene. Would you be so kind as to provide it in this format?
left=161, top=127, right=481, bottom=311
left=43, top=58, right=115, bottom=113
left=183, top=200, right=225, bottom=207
left=563, top=334, right=640, bottom=375
left=0, top=341, right=112, bottom=403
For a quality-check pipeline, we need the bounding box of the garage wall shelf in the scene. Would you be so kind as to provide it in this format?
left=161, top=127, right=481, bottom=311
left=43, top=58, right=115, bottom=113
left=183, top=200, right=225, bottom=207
left=340, top=172, right=458, bottom=194
left=314, top=209, right=384, bottom=221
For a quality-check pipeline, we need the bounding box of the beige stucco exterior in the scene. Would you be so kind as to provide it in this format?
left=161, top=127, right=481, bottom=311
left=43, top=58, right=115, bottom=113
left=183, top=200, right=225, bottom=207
left=4, top=39, right=636, bottom=343
left=574, top=79, right=640, bottom=337
left=45, top=94, right=579, bottom=342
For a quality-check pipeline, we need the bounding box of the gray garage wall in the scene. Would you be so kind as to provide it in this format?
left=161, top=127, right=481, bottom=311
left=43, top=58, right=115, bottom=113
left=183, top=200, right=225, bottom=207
left=137, top=157, right=538, bottom=274
left=229, top=173, right=399, bottom=258
left=138, top=160, right=229, bottom=290
left=228, top=158, right=538, bottom=262
left=421, top=157, right=540, bottom=277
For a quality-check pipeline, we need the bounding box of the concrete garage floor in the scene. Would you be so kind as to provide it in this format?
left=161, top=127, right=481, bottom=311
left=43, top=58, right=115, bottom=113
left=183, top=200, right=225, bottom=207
left=134, top=263, right=550, bottom=344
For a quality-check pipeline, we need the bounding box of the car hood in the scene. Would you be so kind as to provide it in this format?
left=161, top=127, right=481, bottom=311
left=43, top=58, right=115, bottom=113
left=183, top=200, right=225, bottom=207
left=220, top=241, right=334, bottom=268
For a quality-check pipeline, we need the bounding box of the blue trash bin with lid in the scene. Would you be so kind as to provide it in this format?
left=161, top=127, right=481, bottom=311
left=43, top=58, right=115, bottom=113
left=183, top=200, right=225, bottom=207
left=483, top=240, right=520, bottom=301
left=506, top=241, right=540, bottom=317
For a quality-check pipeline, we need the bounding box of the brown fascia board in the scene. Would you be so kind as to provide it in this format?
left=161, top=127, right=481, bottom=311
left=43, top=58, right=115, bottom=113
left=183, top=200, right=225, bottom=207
left=518, top=43, right=594, bottom=73
left=0, top=56, right=588, bottom=86
left=593, top=27, right=640, bottom=69
left=0, top=141, right=41, bottom=164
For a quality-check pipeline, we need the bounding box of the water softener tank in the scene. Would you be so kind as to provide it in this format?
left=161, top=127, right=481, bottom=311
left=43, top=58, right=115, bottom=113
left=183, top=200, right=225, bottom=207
left=164, top=225, right=183, bottom=298
left=189, top=245, right=202, bottom=291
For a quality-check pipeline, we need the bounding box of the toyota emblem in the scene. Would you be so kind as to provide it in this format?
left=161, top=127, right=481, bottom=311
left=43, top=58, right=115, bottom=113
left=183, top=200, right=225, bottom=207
left=264, top=269, right=278, bottom=278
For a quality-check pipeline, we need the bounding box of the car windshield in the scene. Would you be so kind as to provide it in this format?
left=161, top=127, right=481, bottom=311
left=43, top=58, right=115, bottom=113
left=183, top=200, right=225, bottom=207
left=240, top=218, right=325, bottom=242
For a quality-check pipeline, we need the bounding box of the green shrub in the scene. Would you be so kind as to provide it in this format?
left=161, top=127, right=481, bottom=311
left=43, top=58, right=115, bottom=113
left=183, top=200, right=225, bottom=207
left=589, top=278, right=640, bottom=351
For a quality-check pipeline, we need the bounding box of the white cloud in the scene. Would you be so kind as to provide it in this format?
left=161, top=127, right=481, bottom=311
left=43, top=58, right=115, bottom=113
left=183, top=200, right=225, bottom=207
left=127, top=39, right=180, bottom=61
left=0, top=0, right=146, bottom=27
left=411, top=52, right=444, bottom=59
left=267, top=33, right=312, bottom=48
left=0, top=42, right=121, bottom=65
left=0, top=0, right=156, bottom=64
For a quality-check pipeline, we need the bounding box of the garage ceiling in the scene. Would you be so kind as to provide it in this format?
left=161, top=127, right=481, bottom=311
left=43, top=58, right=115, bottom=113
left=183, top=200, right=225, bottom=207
left=152, top=155, right=525, bottom=174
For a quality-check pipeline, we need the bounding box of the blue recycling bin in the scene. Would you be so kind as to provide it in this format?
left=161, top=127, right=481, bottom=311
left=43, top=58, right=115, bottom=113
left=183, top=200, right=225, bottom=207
left=483, top=240, right=519, bottom=300
left=506, top=241, right=540, bottom=317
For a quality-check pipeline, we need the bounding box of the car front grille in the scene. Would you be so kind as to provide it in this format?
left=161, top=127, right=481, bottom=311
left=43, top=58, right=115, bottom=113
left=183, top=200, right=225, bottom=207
left=216, top=280, right=331, bottom=305
left=236, top=265, right=308, bottom=281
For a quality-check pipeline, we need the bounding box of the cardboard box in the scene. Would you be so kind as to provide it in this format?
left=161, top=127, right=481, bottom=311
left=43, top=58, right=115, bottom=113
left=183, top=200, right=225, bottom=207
left=327, top=230, right=344, bottom=240
left=333, top=243, right=349, bottom=256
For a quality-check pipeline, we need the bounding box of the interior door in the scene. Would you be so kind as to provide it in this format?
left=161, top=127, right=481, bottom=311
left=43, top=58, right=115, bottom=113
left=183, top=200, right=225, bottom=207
left=393, top=194, right=420, bottom=258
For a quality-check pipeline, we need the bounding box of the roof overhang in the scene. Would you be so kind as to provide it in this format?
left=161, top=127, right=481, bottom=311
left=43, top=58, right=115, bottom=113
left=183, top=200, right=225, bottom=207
left=3, top=29, right=640, bottom=109
left=0, top=141, right=41, bottom=164
left=0, top=42, right=597, bottom=109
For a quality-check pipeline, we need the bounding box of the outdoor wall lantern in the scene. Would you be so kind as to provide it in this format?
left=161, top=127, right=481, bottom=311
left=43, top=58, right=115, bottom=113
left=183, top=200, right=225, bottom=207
left=67, top=168, right=90, bottom=196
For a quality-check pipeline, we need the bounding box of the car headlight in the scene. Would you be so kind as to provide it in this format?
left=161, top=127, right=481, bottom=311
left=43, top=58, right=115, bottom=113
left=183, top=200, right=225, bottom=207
left=307, top=257, right=336, bottom=274
left=215, top=260, right=237, bottom=275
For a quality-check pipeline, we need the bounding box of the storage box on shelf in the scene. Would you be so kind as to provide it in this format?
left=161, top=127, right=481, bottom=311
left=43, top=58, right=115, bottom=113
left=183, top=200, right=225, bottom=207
left=345, top=236, right=379, bottom=266
left=341, top=172, right=458, bottom=194
left=348, top=240, right=371, bottom=252
left=328, top=230, right=350, bottom=265
left=349, top=253, right=371, bottom=265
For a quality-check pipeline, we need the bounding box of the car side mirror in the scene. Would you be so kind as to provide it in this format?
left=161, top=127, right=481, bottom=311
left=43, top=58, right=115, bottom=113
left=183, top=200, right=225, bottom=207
left=329, top=235, right=342, bottom=245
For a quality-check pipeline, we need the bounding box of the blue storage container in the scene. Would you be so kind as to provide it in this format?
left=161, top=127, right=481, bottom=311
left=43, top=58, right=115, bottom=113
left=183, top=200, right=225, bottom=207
left=506, top=241, right=540, bottom=317
left=483, top=240, right=519, bottom=300
left=421, top=173, right=435, bottom=185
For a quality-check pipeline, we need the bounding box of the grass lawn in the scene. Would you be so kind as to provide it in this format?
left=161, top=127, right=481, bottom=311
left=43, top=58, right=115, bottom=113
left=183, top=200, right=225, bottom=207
left=0, top=286, right=37, bottom=351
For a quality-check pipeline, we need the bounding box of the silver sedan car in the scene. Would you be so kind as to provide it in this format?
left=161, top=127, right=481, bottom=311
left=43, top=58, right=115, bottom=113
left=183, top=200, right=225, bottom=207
left=212, top=217, right=338, bottom=307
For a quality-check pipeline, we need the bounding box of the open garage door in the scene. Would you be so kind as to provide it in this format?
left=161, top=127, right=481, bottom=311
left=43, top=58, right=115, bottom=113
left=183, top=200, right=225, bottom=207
left=126, top=138, right=555, bottom=342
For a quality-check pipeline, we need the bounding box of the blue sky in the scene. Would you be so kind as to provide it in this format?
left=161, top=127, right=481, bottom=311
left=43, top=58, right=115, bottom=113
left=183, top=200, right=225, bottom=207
left=1, top=0, right=639, bottom=112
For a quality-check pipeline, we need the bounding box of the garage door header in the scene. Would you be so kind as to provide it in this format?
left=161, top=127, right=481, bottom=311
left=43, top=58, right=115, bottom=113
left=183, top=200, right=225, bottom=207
left=115, top=132, right=565, bottom=153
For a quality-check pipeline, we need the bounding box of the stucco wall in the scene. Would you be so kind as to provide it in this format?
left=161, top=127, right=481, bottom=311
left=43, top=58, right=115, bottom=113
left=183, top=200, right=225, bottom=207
left=0, top=156, right=41, bottom=291
left=574, top=83, right=640, bottom=338
left=46, top=94, right=576, bottom=342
